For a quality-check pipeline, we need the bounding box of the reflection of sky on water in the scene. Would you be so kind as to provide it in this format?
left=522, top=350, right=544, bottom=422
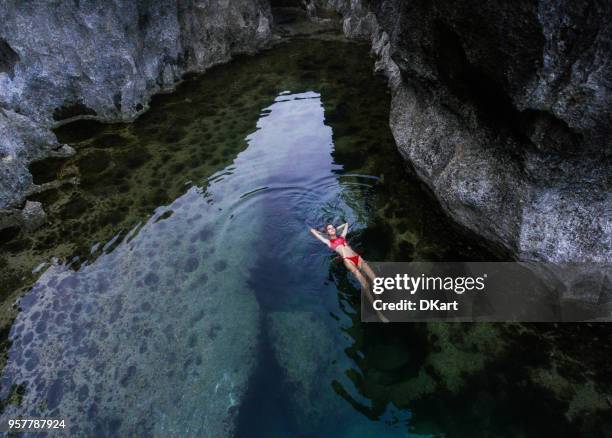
left=0, top=92, right=412, bottom=437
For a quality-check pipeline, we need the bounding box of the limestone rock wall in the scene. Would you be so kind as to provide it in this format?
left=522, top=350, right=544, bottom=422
left=0, top=0, right=272, bottom=213
left=313, top=0, right=611, bottom=263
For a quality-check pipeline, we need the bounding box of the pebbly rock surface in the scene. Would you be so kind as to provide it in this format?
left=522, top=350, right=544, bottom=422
left=0, top=184, right=263, bottom=438
left=311, top=0, right=611, bottom=264
left=0, top=0, right=273, bottom=217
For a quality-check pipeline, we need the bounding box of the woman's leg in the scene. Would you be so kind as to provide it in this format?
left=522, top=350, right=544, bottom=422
left=345, top=260, right=389, bottom=323
left=344, top=260, right=368, bottom=289
left=359, top=259, right=377, bottom=284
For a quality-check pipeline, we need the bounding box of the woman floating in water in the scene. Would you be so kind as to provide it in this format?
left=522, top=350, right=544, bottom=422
left=309, top=223, right=388, bottom=322
left=309, top=223, right=376, bottom=287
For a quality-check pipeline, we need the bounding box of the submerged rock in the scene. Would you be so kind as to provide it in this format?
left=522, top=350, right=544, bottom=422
left=0, top=186, right=262, bottom=437
left=313, top=0, right=611, bottom=264
left=0, top=200, right=47, bottom=233
left=0, top=110, right=70, bottom=211
left=267, top=311, right=340, bottom=429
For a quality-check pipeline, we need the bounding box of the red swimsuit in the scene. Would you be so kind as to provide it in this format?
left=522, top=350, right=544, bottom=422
left=329, top=237, right=360, bottom=267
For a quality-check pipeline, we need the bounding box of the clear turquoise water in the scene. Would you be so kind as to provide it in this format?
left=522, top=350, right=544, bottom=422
left=1, top=39, right=608, bottom=437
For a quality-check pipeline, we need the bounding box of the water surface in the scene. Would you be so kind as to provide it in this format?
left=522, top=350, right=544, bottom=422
left=0, top=39, right=610, bottom=437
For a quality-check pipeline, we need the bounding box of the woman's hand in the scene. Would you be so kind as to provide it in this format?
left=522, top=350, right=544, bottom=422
left=340, top=223, right=349, bottom=238
left=309, top=227, right=330, bottom=246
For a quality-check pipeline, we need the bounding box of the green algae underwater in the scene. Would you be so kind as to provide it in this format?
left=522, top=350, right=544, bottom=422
left=0, top=38, right=610, bottom=437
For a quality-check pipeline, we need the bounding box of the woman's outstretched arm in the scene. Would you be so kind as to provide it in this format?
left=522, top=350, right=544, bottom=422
left=309, top=227, right=330, bottom=247
left=340, top=223, right=349, bottom=238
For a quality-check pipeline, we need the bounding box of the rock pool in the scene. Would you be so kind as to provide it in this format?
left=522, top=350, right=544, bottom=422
left=0, top=39, right=609, bottom=437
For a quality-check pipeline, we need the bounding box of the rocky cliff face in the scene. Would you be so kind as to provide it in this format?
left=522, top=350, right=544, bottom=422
left=313, top=0, right=611, bottom=263
left=0, top=0, right=272, bottom=223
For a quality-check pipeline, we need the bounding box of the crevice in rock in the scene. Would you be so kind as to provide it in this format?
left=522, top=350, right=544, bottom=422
left=518, top=109, right=583, bottom=156
left=433, top=20, right=532, bottom=146
left=0, top=38, right=19, bottom=78
left=272, top=6, right=308, bottom=26
left=432, top=20, right=585, bottom=162
left=28, top=157, right=71, bottom=186
left=270, top=0, right=306, bottom=9
left=52, top=101, right=98, bottom=122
